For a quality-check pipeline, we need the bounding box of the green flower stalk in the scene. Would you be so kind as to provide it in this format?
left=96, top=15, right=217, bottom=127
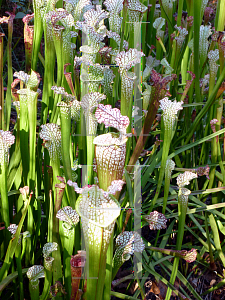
left=163, top=159, right=175, bottom=214
left=161, top=0, right=175, bottom=24
left=0, top=189, right=32, bottom=282
left=102, top=67, right=115, bottom=104
left=81, top=92, right=106, bottom=184
left=46, top=8, right=75, bottom=116
left=31, top=0, right=51, bottom=70
left=93, top=104, right=130, bottom=300
left=115, top=48, right=144, bottom=121
left=207, top=50, right=220, bottom=193
left=56, top=206, right=79, bottom=299
left=112, top=231, right=145, bottom=280
left=50, top=182, right=67, bottom=292
left=22, top=14, right=34, bottom=72
left=16, top=70, right=40, bottom=187
left=41, top=242, right=58, bottom=300
left=94, top=103, right=130, bottom=192
left=19, top=88, right=38, bottom=188
left=37, top=0, right=57, bottom=125
left=146, top=246, right=197, bottom=263
left=127, top=71, right=177, bottom=173
left=0, top=130, right=15, bottom=247
left=171, top=25, right=188, bottom=71
left=39, top=123, right=63, bottom=201
left=210, top=118, right=219, bottom=142
left=70, top=251, right=86, bottom=300
left=51, top=86, right=80, bottom=204
left=126, top=0, right=147, bottom=49
left=21, top=228, right=31, bottom=260
left=27, top=265, right=45, bottom=300
left=16, top=81, right=39, bottom=262
left=165, top=171, right=197, bottom=300
left=0, top=11, right=15, bottom=130
left=8, top=224, right=26, bottom=299
left=0, top=33, right=4, bottom=130
left=153, top=17, right=166, bottom=59
left=150, top=97, right=183, bottom=211
left=68, top=180, right=123, bottom=300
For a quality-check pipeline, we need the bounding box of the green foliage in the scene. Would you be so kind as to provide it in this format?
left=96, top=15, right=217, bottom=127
left=0, top=0, right=225, bottom=299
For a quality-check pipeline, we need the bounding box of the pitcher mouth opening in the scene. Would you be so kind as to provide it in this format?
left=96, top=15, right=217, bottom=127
left=93, top=132, right=128, bottom=147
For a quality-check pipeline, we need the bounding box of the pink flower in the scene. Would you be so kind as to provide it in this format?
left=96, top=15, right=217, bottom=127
left=145, top=211, right=167, bottom=230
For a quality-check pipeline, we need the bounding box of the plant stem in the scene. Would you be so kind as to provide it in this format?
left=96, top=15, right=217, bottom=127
left=0, top=162, right=11, bottom=251
left=165, top=188, right=189, bottom=300
left=0, top=33, right=4, bottom=129
left=5, top=13, right=14, bottom=130
left=193, top=0, right=202, bottom=104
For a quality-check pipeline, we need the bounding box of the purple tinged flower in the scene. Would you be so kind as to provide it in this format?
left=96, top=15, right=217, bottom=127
left=177, top=248, right=197, bottom=263
left=174, top=25, right=188, bottom=49
left=19, top=186, right=30, bottom=200
left=176, top=171, right=197, bottom=188
left=95, top=104, right=130, bottom=135
left=8, top=224, right=18, bottom=235
left=194, top=165, right=210, bottom=180
left=14, top=71, right=30, bottom=85
left=144, top=211, right=167, bottom=230
left=115, top=48, right=145, bottom=72
left=210, top=118, right=218, bottom=133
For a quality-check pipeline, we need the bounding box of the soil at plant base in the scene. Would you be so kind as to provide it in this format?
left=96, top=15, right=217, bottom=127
left=113, top=223, right=225, bottom=299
